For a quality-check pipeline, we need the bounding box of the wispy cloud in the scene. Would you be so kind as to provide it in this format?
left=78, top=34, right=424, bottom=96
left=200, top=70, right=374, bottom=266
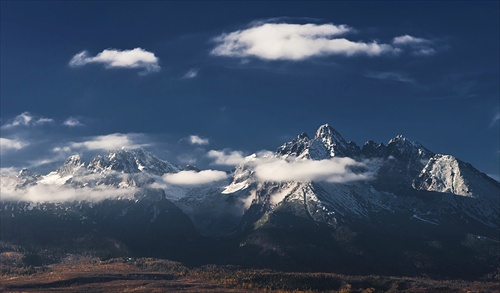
left=392, top=34, right=436, bottom=56
left=490, top=111, right=500, bottom=127
left=69, top=48, right=160, bottom=74
left=392, top=35, right=430, bottom=45
left=212, top=22, right=399, bottom=60
left=182, top=68, right=199, bottom=79
left=0, top=137, right=28, bottom=152
left=68, top=133, right=148, bottom=151
left=207, top=149, right=246, bottom=166
left=162, top=170, right=228, bottom=185
left=63, top=117, right=84, bottom=127
left=1, top=112, right=53, bottom=129
left=364, top=71, right=416, bottom=84
left=187, top=135, right=209, bottom=145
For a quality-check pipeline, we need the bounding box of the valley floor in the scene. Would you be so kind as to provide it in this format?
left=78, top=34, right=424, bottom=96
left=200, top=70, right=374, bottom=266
left=1, top=256, right=498, bottom=293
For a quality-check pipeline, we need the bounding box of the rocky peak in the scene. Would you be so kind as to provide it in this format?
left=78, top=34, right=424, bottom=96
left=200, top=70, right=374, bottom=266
left=312, top=124, right=354, bottom=158
left=276, top=124, right=359, bottom=160
left=87, top=148, right=179, bottom=175
left=57, top=154, right=85, bottom=176
left=386, top=135, right=433, bottom=160
left=17, top=168, right=34, bottom=178
left=361, top=140, right=386, bottom=157
left=276, top=132, right=311, bottom=158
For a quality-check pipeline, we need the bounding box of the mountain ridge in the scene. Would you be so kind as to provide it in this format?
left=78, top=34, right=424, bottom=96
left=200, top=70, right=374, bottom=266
left=1, top=123, right=498, bottom=278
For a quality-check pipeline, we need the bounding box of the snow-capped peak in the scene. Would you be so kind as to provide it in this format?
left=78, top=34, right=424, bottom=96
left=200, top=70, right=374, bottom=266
left=87, top=148, right=179, bottom=175
left=276, top=132, right=311, bottom=158
left=386, top=135, right=433, bottom=159
left=276, top=124, right=358, bottom=160
left=17, top=168, right=34, bottom=178
left=57, top=154, right=85, bottom=177
left=311, top=124, right=354, bottom=158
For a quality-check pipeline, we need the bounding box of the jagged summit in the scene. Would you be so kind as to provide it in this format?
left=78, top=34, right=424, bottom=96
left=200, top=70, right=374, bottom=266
left=2, top=123, right=499, bottom=280
left=277, top=123, right=358, bottom=159
left=17, top=168, right=33, bottom=178
left=57, top=154, right=85, bottom=177
left=313, top=124, right=351, bottom=157
left=87, top=148, right=179, bottom=175
left=276, top=132, right=310, bottom=158
left=385, top=134, right=433, bottom=161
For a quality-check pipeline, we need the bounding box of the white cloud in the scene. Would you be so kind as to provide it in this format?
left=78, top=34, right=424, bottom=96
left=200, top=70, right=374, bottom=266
left=490, top=111, right=500, bottom=127
left=413, top=48, right=436, bottom=56
left=1, top=112, right=54, bottom=129
left=52, top=146, right=72, bottom=153
left=162, top=170, right=228, bottom=185
left=188, top=135, right=209, bottom=145
left=69, top=48, right=160, bottom=74
left=63, top=117, right=84, bottom=127
left=211, top=22, right=400, bottom=60
left=207, top=149, right=246, bottom=165
left=0, top=167, right=18, bottom=175
left=392, top=35, right=430, bottom=45
left=69, top=133, right=147, bottom=151
left=364, top=71, right=415, bottom=84
left=0, top=176, right=136, bottom=202
left=253, top=157, right=372, bottom=183
left=183, top=68, right=199, bottom=79
left=0, top=138, right=27, bottom=152
left=392, top=35, right=436, bottom=56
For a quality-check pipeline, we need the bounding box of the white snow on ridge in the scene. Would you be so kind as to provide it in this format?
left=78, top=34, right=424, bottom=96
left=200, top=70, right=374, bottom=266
left=39, top=172, right=72, bottom=186
left=222, top=181, right=249, bottom=194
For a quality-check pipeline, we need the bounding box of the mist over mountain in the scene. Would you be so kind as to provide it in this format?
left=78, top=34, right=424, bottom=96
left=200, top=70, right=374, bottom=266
left=1, top=124, right=499, bottom=278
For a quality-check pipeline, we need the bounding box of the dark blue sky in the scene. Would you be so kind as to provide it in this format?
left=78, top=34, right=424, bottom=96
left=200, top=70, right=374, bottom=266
left=1, top=1, right=499, bottom=180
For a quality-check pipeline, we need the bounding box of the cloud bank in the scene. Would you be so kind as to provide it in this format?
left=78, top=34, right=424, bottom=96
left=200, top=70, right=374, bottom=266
left=69, top=48, right=160, bottom=74
left=0, top=177, right=136, bottom=202
left=162, top=170, right=228, bottom=185
left=253, top=157, right=372, bottom=183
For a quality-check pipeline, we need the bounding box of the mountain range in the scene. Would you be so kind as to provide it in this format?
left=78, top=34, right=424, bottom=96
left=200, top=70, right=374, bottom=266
left=1, top=124, right=498, bottom=278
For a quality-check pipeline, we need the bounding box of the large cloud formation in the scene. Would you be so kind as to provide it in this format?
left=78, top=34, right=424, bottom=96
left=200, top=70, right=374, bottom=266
left=253, top=157, right=372, bottom=183
left=212, top=22, right=436, bottom=60
left=211, top=22, right=398, bottom=60
left=69, top=48, right=160, bottom=74
left=0, top=177, right=137, bottom=202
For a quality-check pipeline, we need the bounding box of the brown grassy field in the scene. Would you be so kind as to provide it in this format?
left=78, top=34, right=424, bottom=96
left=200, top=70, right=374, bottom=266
left=1, top=256, right=498, bottom=292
